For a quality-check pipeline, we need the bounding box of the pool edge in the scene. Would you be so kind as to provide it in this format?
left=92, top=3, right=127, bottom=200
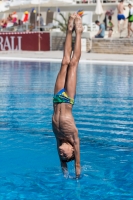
left=0, top=57, right=133, bottom=65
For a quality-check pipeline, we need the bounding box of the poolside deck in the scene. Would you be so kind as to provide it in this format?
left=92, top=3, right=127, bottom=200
left=0, top=51, right=133, bottom=64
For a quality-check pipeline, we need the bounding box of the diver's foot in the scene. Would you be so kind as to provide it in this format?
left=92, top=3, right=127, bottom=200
left=75, top=14, right=83, bottom=34
left=67, top=13, right=76, bottom=32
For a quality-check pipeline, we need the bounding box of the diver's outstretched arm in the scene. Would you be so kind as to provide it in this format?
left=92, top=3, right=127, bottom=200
left=73, top=129, right=80, bottom=178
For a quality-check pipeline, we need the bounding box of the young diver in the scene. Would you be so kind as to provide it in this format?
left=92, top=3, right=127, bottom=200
left=52, top=13, right=83, bottom=178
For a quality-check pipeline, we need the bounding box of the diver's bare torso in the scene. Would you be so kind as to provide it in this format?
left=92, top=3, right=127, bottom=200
left=52, top=103, right=77, bottom=145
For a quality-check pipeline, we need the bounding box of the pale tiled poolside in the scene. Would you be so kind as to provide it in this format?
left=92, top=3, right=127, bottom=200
left=0, top=51, right=133, bottom=63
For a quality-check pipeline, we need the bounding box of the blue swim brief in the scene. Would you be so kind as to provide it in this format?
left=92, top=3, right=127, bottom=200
left=53, top=88, right=75, bottom=105
left=117, top=14, right=125, bottom=21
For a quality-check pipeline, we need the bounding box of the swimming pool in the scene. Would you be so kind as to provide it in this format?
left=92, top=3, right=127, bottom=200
left=0, top=61, right=133, bottom=199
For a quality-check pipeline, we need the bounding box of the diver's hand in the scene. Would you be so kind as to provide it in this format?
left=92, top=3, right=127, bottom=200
left=76, top=174, right=80, bottom=179
left=68, top=174, right=81, bottom=180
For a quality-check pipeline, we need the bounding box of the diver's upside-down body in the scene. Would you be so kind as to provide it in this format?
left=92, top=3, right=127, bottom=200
left=52, top=13, right=83, bottom=178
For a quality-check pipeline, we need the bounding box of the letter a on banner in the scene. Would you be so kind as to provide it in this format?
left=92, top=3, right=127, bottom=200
left=0, top=37, right=4, bottom=51
left=3, top=37, right=11, bottom=50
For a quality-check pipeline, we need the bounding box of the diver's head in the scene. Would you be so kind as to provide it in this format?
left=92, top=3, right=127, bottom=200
left=59, top=142, right=75, bottom=162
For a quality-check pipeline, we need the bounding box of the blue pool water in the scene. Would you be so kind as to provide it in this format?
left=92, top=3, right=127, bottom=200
left=0, top=61, right=133, bottom=200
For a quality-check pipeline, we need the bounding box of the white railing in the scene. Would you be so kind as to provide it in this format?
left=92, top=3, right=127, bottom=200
left=1, top=0, right=129, bottom=2
left=73, top=0, right=129, bottom=3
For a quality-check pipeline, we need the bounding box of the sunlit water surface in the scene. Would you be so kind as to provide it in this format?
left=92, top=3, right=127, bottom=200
left=0, top=61, right=133, bottom=200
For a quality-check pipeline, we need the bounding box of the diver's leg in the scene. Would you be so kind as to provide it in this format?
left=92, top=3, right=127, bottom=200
left=54, top=13, right=76, bottom=94
left=65, top=15, right=83, bottom=99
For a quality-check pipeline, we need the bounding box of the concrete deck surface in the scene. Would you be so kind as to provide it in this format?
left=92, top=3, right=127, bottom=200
left=0, top=51, right=133, bottom=64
